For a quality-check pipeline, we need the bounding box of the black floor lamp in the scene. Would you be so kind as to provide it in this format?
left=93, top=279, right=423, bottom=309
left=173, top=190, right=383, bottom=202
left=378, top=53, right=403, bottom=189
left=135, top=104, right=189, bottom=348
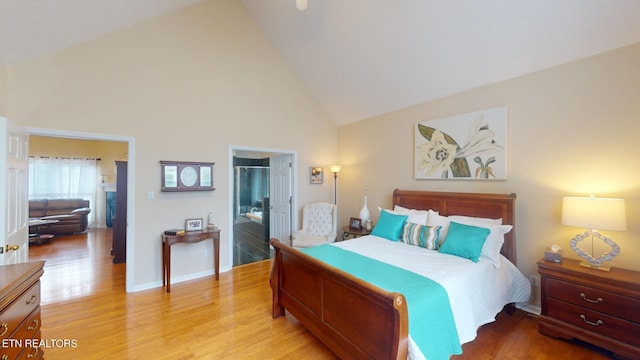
left=330, top=165, right=341, bottom=204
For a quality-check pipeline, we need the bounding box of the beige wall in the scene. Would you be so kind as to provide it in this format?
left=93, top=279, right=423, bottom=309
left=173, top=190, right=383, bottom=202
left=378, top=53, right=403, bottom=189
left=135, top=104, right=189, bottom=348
left=0, top=64, right=6, bottom=115
left=29, top=136, right=128, bottom=226
left=338, top=42, right=640, bottom=307
left=6, top=0, right=638, bottom=308
left=7, top=0, right=338, bottom=290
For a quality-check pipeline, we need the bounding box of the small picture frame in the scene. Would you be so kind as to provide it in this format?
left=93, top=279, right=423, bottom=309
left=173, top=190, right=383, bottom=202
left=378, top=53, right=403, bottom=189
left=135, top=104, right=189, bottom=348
left=309, top=167, right=324, bottom=184
left=349, top=217, right=362, bottom=231
left=185, top=218, right=203, bottom=232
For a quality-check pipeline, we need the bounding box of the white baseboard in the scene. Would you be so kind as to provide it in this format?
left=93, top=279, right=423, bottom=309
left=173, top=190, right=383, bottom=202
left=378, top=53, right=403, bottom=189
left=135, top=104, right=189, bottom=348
left=516, top=302, right=541, bottom=316
left=129, top=266, right=232, bottom=293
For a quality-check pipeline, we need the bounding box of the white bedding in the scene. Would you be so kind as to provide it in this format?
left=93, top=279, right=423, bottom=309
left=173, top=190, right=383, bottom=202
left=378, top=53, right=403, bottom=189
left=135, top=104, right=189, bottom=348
left=245, top=210, right=262, bottom=223
left=331, top=235, right=531, bottom=360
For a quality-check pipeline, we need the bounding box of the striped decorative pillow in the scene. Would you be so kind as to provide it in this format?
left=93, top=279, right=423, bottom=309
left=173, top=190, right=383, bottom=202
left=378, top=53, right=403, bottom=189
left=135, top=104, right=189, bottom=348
left=401, top=223, right=441, bottom=250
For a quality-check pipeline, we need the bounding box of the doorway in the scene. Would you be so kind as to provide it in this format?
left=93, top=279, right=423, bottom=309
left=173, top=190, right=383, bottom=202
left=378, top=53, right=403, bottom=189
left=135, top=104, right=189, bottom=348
left=27, top=127, right=135, bottom=292
left=229, top=147, right=295, bottom=267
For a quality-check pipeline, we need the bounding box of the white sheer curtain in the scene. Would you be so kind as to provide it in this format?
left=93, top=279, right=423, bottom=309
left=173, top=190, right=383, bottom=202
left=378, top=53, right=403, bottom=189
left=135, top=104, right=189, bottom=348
left=28, top=157, right=98, bottom=227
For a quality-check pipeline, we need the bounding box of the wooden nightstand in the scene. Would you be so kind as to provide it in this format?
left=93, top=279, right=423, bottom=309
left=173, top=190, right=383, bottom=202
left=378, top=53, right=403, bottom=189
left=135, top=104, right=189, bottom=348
left=537, top=258, right=640, bottom=360
left=341, top=226, right=371, bottom=240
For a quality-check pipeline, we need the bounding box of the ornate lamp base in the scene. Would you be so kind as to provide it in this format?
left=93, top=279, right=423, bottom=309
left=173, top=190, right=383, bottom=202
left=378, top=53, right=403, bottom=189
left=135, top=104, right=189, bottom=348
left=569, top=229, right=620, bottom=272
left=577, top=261, right=611, bottom=272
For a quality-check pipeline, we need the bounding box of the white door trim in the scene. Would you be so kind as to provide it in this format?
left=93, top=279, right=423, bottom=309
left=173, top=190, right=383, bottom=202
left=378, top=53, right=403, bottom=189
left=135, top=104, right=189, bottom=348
left=227, top=145, right=297, bottom=266
left=26, top=126, right=136, bottom=292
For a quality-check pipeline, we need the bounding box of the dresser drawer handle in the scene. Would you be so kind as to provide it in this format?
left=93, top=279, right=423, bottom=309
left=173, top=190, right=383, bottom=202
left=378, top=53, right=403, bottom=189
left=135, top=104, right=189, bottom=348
left=27, top=319, right=39, bottom=331
left=579, top=292, right=603, bottom=304
left=26, top=294, right=38, bottom=305
left=0, top=322, right=7, bottom=336
left=26, top=347, right=38, bottom=359
left=580, top=314, right=603, bottom=326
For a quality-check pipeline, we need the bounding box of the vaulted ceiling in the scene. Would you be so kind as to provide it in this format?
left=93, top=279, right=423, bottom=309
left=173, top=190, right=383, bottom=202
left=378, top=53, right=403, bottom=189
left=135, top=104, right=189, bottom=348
left=2, top=0, right=640, bottom=125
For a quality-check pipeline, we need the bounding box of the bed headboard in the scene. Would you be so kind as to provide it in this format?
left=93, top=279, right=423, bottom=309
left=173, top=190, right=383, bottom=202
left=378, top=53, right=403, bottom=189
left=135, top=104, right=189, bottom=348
left=392, top=189, right=517, bottom=265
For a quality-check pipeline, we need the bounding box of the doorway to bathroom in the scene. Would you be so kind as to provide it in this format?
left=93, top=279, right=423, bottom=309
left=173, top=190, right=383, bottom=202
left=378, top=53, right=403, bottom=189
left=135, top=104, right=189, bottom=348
left=231, top=148, right=294, bottom=266
left=233, top=156, right=270, bottom=265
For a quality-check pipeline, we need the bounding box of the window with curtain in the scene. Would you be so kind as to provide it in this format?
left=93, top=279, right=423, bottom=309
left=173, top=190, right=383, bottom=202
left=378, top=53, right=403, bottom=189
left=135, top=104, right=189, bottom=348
left=28, top=157, right=98, bottom=227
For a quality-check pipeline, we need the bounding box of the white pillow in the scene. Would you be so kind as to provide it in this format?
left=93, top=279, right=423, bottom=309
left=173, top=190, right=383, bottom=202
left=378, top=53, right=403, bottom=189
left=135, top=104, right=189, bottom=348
left=427, top=211, right=511, bottom=267
left=426, top=210, right=450, bottom=237
left=482, top=224, right=512, bottom=266
left=428, top=212, right=502, bottom=243
left=426, top=209, right=443, bottom=223
left=447, top=215, right=502, bottom=225
left=377, top=206, right=428, bottom=225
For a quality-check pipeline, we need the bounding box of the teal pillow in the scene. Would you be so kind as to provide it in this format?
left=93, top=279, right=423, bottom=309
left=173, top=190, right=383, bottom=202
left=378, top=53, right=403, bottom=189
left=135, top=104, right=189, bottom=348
left=371, top=210, right=408, bottom=241
left=438, top=221, right=490, bottom=262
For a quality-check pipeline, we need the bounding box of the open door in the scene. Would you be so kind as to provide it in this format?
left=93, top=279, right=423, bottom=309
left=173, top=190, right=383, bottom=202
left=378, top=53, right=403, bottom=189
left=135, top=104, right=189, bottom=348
left=269, top=154, right=292, bottom=245
left=0, top=118, right=29, bottom=265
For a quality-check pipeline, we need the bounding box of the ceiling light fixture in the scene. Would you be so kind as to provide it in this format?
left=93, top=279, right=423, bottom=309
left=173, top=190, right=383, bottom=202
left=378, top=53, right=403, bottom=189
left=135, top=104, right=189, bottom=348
left=296, top=0, right=308, bottom=11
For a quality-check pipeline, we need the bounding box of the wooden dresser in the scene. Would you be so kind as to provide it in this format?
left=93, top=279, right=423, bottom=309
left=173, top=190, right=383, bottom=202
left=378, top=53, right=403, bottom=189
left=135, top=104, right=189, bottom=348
left=538, top=258, right=640, bottom=360
left=0, top=261, right=45, bottom=360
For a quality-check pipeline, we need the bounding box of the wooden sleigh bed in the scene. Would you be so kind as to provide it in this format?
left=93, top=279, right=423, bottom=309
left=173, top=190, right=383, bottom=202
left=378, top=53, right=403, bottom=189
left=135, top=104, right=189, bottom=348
left=269, top=190, right=517, bottom=360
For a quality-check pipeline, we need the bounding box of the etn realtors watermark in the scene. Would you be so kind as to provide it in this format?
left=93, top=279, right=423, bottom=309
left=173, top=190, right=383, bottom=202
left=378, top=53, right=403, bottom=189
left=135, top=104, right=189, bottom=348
left=1, top=338, right=78, bottom=349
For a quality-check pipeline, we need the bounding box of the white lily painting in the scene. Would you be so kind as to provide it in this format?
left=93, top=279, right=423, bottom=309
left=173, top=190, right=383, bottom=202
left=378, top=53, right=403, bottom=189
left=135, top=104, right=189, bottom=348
left=415, top=106, right=507, bottom=180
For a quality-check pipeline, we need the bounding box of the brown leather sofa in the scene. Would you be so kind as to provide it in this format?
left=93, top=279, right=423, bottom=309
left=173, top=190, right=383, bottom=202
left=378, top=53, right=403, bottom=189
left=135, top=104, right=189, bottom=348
left=29, top=199, right=91, bottom=235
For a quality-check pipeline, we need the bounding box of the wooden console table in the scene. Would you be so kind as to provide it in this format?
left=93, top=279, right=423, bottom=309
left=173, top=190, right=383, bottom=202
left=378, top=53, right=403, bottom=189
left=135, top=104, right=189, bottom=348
left=162, top=227, right=220, bottom=293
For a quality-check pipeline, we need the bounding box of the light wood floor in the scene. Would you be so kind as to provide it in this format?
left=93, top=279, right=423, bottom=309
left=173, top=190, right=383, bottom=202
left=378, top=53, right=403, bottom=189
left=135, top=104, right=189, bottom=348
left=28, top=229, right=614, bottom=359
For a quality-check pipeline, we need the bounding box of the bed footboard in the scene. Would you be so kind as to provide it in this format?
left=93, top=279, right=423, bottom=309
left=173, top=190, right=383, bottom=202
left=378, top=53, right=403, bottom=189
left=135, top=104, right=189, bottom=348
left=270, top=239, right=408, bottom=360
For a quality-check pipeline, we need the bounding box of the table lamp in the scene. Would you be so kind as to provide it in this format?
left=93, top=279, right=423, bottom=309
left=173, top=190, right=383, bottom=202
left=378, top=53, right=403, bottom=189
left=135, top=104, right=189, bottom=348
left=561, top=195, right=627, bottom=271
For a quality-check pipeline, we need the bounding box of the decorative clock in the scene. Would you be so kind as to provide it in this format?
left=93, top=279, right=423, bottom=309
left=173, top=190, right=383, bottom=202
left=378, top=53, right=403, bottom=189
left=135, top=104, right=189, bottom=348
left=160, top=161, right=215, bottom=192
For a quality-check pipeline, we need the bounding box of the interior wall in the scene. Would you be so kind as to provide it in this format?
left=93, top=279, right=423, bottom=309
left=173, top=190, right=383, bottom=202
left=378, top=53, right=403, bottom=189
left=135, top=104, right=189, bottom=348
left=337, top=42, right=640, bottom=307
left=29, top=136, right=128, bottom=227
left=6, top=0, right=338, bottom=291
left=0, top=64, right=6, bottom=115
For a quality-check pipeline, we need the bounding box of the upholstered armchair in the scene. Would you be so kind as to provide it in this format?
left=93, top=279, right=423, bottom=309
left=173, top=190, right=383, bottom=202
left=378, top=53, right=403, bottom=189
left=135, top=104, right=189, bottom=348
left=291, top=202, right=338, bottom=248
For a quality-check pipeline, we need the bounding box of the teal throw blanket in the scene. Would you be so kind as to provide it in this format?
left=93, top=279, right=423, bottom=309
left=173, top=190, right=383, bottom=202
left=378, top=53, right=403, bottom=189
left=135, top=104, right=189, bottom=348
left=301, top=245, right=462, bottom=360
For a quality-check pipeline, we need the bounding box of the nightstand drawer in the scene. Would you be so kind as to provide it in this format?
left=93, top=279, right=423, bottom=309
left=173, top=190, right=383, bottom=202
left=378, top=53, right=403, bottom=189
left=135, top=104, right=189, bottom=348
left=547, top=298, right=640, bottom=347
left=547, top=277, right=640, bottom=323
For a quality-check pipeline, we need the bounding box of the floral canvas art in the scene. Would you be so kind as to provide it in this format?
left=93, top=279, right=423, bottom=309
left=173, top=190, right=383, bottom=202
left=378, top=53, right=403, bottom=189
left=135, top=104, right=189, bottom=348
left=415, top=107, right=507, bottom=180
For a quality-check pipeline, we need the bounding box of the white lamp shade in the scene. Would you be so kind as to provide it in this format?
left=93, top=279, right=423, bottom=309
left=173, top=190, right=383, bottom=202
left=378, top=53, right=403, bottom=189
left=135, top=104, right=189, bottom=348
left=562, top=196, right=627, bottom=231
